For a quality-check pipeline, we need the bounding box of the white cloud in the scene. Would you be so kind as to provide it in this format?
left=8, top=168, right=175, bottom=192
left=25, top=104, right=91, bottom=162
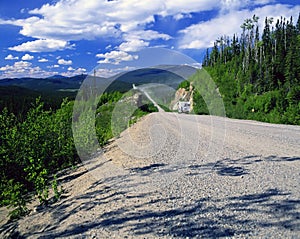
left=62, top=67, right=86, bottom=77
left=9, top=39, right=74, bottom=52
left=0, top=0, right=212, bottom=52
left=118, top=40, right=149, bottom=52
left=47, top=64, right=60, bottom=68
left=94, top=68, right=116, bottom=78
left=5, top=54, right=19, bottom=60
left=0, top=61, right=57, bottom=78
left=0, top=61, right=26, bottom=72
left=179, top=4, right=300, bottom=49
left=96, top=51, right=138, bottom=65
left=0, top=0, right=297, bottom=54
left=220, top=0, right=245, bottom=13
left=219, top=0, right=276, bottom=13
left=58, top=59, right=72, bottom=65
left=105, top=45, right=112, bottom=50
left=117, top=30, right=171, bottom=53
left=74, top=68, right=86, bottom=74
left=21, top=53, right=34, bottom=61
left=254, top=0, right=276, bottom=5
left=95, top=66, right=137, bottom=78
left=173, top=13, right=192, bottom=21
left=38, top=58, right=48, bottom=62
left=179, top=12, right=243, bottom=49
left=125, top=30, right=171, bottom=41
left=161, top=0, right=219, bottom=16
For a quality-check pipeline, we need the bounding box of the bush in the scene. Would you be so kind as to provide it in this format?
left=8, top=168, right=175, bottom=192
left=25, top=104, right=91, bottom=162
left=192, top=89, right=209, bottom=115
left=177, top=80, right=190, bottom=90
left=0, top=98, right=78, bottom=218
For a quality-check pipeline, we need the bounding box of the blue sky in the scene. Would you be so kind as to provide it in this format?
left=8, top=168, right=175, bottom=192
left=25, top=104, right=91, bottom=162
left=0, top=0, right=299, bottom=79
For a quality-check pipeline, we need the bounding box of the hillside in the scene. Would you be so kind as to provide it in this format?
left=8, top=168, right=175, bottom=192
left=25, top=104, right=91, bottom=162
left=0, top=75, right=85, bottom=92
left=0, top=65, right=196, bottom=114
left=201, top=14, right=300, bottom=125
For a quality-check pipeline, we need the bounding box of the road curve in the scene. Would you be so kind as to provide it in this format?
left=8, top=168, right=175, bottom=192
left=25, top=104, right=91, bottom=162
left=6, top=112, right=300, bottom=238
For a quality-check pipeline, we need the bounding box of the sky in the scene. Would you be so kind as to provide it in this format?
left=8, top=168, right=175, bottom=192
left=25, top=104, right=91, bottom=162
left=0, top=0, right=299, bottom=79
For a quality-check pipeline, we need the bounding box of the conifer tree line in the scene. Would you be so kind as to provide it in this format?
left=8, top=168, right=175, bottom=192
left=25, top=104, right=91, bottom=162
left=201, top=14, right=300, bottom=124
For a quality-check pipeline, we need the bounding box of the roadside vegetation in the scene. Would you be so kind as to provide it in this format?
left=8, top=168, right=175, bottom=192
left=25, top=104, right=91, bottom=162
left=0, top=89, right=157, bottom=220
left=199, top=14, right=300, bottom=124
left=0, top=98, right=77, bottom=219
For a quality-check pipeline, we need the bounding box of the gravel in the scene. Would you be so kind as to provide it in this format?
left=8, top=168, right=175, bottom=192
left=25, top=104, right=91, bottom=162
left=1, top=112, right=299, bottom=238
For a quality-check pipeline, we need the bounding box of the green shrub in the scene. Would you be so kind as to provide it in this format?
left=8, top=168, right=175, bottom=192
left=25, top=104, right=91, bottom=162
left=192, top=89, right=209, bottom=115
left=0, top=98, right=79, bottom=218
left=177, top=80, right=190, bottom=90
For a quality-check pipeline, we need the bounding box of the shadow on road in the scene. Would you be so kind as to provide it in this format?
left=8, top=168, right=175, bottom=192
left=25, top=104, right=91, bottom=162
left=1, top=155, right=299, bottom=238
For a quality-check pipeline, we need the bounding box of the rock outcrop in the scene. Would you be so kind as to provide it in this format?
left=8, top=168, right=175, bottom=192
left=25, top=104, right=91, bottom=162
left=170, top=83, right=194, bottom=111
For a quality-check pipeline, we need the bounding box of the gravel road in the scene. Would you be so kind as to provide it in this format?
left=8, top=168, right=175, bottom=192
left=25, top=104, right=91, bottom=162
left=1, top=112, right=300, bottom=238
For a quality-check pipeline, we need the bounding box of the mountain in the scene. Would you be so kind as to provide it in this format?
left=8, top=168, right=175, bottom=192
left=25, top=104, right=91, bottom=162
left=74, top=65, right=198, bottom=95
left=0, top=65, right=197, bottom=94
left=0, top=74, right=90, bottom=113
left=0, top=65, right=197, bottom=113
left=0, top=74, right=87, bottom=92
left=47, top=74, right=68, bottom=79
left=109, top=64, right=197, bottom=91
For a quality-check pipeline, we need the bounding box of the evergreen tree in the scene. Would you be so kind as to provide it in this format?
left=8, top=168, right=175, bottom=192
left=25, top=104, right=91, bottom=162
left=201, top=14, right=300, bottom=125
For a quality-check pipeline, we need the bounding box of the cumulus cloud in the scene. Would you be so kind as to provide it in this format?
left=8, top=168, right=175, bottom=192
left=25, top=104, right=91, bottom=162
left=179, top=11, right=243, bottom=49
left=95, top=66, right=137, bottom=78
left=74, top=67, right=86, bottom=74
left=62, top=67, right=86, bottom=77
left=125, top=30, right=171, bottom=41
left=96, top=51, right=138, bottom=65
left=254, top=0, right=276, bottom=4
left=0, top=0, right=217, bottom=52
left=219, top=0, right=277, bottom=13
left=94, top=68, right=116, bottom=78
left=58, top=59, right=72, bottom=65
left=118, top=40, right=149, bottom=52
left=0, top=61, right=31, bottom=72
left=9, top=39, right=73, bottom=52
left=47, top=64, right=60, bottom=69
left=21, top=53, right=34, bottom=61
left=5, top=54, right=19, bottom=60
left=0, top=61, right=57, bottom=78
left=173, top=13, right=192, bottom=21
left=220, top=0, right=245, bottom=13
left=161, top=0, right=219, bottom=16
left=38, top=58, right=48, bottom=62
left=179, top=4, right=300, bottom=49
left=0, top=0, right=296, bottom=55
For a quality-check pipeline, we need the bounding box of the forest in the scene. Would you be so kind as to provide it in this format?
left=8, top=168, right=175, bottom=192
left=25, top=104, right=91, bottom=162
left=201, top=14, right=300, bottom=124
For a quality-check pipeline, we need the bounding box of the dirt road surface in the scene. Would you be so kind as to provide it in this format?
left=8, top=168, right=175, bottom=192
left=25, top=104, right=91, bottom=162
left=1, top=112, right=299, bottom=238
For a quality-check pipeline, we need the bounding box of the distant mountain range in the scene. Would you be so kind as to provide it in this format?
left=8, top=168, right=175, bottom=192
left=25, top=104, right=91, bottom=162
left=0, top=65, right=197, bottom=113
left=0, top=64, right=197, bottom=93
left=0, top=74, right=87, bottom=93
left=46, top=74, right=69, bottom=79
left=0, top=74, right=90, bottom=113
